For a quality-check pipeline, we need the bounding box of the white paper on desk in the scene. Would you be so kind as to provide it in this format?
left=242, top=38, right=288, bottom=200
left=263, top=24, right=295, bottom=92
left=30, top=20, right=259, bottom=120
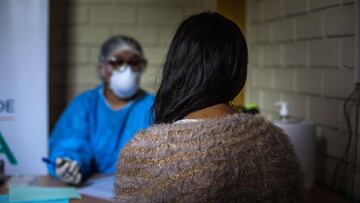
left=78, top=176, right=114, bottom=201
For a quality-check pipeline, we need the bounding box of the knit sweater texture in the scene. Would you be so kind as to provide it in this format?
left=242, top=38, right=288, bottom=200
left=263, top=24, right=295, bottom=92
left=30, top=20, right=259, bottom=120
left=115, top=113, right=304, bottom=202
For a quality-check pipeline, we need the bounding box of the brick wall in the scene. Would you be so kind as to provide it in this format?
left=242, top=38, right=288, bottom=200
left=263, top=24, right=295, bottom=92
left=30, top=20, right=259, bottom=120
left=49, top=0, right=217, bottom=128
left=246, top=0, right=359, bottom=198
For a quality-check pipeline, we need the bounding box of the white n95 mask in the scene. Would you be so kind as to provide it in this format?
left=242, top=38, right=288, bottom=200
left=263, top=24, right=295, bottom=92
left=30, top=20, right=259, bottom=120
left=109, top=65, right=140, bottom=99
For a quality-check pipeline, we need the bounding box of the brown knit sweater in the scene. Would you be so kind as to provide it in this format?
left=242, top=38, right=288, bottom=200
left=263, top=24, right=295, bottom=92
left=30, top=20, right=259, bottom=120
left=115, top=113, right=304, bottom=202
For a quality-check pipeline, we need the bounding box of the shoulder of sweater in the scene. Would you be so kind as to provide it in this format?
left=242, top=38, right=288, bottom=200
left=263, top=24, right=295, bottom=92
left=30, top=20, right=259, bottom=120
left=122, top=113, right=287, bottom=152
left=144, top=113, right=283, bottom=137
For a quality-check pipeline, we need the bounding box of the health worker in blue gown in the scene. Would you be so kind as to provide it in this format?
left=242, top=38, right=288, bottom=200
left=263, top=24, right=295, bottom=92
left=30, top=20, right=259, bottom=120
left=48, top=35, right=154, bottom=185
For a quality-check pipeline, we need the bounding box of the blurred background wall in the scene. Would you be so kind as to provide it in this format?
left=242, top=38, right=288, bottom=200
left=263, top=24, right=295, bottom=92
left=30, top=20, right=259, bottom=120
left=49, top=0, right=217, bottom=128
left=49, top=0, right=359, bottom=199
left=245, top=0, right=358, bottom=198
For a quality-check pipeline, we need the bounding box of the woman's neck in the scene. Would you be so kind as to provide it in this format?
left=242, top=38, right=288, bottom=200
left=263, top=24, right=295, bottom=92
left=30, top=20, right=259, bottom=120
left=104, top=88, right=127, bottom=109
left=185, top=103, right=238, bottom=120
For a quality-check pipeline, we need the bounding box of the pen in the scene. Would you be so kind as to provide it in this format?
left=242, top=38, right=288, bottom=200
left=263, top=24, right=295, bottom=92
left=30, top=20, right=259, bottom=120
left=42, top=157, right=56, bottom=167
left=42, top=157, right=73, bottom=177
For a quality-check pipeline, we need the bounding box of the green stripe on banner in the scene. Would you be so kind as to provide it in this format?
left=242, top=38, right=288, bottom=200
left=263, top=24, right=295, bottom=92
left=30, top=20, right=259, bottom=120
left=0, top=131, right=17, bottom=165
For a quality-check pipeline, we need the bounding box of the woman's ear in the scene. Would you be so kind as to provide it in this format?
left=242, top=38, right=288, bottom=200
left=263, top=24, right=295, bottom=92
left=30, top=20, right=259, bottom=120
left=97, top=64, right=106, bottom=80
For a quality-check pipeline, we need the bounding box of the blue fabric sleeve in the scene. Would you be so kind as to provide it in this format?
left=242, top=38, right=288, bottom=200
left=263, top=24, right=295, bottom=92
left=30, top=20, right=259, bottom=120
left=48, top=93, right=94, bottom=179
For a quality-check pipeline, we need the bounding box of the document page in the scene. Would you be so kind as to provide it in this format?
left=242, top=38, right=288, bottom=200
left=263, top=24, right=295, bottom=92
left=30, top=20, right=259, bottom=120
left=78, top=176, right=114, bottom=201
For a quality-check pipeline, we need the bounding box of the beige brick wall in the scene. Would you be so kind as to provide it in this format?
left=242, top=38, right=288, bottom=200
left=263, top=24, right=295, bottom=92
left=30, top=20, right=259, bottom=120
left=246, top=0, right=358, bottom=198
left=49, top=0, right=217, bottom=127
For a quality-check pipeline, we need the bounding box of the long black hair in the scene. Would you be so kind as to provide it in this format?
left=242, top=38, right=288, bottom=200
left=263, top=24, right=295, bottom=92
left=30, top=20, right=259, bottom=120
left=154, top=12, right=248, bottom=124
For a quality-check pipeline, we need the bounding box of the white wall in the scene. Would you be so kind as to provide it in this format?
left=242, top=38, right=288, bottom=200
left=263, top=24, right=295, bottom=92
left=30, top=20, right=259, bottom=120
left=246, top=0, right=359, bottom=199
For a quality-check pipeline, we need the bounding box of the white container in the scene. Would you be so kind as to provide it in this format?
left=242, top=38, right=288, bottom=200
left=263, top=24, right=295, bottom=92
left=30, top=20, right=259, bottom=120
left=274, top=120, right=316, bottom=190
left=274, top=101, right=315, bottom=190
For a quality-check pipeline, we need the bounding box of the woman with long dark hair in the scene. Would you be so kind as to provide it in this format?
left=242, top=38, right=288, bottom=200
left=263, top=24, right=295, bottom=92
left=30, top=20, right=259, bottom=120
left=115, top=12, right=303, bottom=202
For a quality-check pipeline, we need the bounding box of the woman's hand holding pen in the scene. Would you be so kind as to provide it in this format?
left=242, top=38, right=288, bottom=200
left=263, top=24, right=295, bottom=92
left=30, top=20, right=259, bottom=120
left=55, top=158, right=82, bottom=185
left=42, top=157, right=82, bottom=185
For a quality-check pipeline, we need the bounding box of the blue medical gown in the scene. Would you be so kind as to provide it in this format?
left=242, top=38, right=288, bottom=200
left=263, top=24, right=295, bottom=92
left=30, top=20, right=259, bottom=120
left=48, top=85, right=154, bottom=178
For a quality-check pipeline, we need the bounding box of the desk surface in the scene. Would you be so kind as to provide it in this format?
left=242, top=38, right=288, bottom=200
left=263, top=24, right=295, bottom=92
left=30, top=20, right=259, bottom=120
left=0, top=176, right=111, bottom=203
left=0, top=176, right=350, bottom=203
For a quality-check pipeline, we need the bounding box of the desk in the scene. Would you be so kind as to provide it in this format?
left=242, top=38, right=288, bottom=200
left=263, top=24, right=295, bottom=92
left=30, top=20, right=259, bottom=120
left=0, top=176, right=351, bottom=203
left=0, top=176, right=111, bottom=203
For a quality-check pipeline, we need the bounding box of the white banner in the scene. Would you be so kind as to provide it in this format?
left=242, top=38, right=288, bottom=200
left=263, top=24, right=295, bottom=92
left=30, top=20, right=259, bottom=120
left=0, top=0, right=48, bottom=175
